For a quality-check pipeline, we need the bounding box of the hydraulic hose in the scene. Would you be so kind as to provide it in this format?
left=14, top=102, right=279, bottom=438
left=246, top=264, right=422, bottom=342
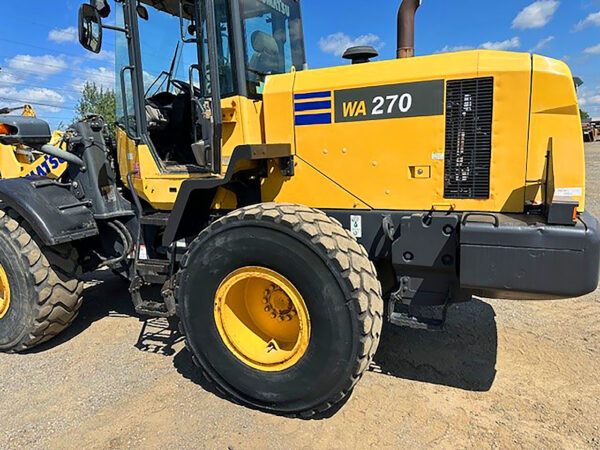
left=39, top=144, right=86, bottom=169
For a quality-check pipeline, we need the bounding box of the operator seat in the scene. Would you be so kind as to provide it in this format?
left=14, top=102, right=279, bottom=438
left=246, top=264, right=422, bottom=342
left=248, top=31, right=280, bottom=75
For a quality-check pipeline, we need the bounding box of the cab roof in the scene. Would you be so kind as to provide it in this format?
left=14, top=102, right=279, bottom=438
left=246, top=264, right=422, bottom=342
left=140, top=0, right=193, bottom=17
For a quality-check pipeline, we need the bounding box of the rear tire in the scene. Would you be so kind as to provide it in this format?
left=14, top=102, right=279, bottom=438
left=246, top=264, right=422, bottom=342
left=0, top=208, right=84, bottom=352
left=177, top=203, right=383, bottom=417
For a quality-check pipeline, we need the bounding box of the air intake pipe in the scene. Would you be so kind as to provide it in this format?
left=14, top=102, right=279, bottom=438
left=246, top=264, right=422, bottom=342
left=397, top=0, right=422, bottom=58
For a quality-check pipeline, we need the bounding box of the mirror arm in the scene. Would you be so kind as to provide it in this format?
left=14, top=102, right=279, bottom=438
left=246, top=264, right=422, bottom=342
left=102, top=24, right=127, bottom=34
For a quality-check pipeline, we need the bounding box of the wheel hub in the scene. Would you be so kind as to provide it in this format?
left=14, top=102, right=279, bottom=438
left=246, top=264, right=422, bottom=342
left=0, top=264, right=10, bottom=320
left=214, top=267, right=310, bottom=372
left=263, top=285, right=297, bottom=321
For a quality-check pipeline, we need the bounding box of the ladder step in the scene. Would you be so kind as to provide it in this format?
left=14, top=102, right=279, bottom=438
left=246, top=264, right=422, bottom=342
left=389, top=312, right=444, bottom=331
left=140, top=213, right=170, bottom=227
left=136, top=259, right=170, bottom=284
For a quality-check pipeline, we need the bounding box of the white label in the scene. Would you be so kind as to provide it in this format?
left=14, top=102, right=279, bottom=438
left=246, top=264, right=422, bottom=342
left=176, top=239, right=187, bottom=248
left=431, top=152, right=444, bottom=160
left=138, top=244, right=148, bottom=260
left=350, top=215, right=362, bottom=239
left=127, top=153, right=134, bottom=161
left=554, top=187, right=583, bottom=198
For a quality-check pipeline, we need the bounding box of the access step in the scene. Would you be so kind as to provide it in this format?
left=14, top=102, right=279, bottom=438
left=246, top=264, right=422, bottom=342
left=135, top=258, right=170, bottom=284
left=388, top=312, right=444, bottom=331
left=140, top=212, right=170, bottom=227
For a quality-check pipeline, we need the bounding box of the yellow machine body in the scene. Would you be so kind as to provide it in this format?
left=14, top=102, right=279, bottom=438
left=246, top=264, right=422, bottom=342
left=0, top=132, right=68, bottom=180
left=262, top=50, right=585, bottom=213
left=118, top=50, right=584, bottom=215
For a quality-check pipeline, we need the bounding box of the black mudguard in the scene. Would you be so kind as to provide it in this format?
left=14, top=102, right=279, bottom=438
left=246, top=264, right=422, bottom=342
left=0, top=178, right=98, bottom=246
left=162, top=144, right=292, bottom=246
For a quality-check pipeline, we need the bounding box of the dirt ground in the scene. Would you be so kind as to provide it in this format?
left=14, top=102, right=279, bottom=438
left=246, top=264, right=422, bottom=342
left=1, top=145, right=599, bottom=450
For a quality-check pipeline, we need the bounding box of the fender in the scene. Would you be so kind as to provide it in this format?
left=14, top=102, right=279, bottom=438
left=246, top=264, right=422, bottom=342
left=0, top=178, right=98, bottom=246
left=163, top=144, right=292, bottom=246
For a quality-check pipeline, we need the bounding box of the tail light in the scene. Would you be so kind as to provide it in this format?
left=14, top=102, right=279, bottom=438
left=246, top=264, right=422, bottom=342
left=0, top=123, right=15, bottom=135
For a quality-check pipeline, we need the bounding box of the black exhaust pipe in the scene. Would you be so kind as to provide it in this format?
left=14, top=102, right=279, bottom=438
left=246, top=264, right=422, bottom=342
left=397, top=0, right=422, bottom=58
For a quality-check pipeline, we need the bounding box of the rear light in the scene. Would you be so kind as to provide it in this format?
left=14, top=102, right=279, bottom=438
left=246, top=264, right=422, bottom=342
left=0, top=124, right=13, bottom=135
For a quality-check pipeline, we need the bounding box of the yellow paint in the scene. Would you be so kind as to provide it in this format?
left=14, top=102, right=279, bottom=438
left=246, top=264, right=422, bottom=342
left=261, top=158, right=370, bottom=209
left=115, top=95, right=265, bottom=210
left=410, top=166, right=431, bottom=179
left=213, top=266, right=310, bottom=372
left=0, top=131, right=68, bottom=179
left=267, top=51, right=530, bottom=212
left=114, top=50, right=586, bottom=216
left=0, top=264, right=10, bottom=320
left=526, top=55, right=586, bottom=210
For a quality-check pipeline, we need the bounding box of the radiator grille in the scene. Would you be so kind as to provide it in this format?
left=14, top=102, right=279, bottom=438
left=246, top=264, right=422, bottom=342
left=444, top=77, right=494, bottom=199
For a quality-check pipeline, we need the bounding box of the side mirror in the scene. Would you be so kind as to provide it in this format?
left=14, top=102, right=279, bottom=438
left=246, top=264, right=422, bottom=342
left=79, top=3, right=103, bottom=54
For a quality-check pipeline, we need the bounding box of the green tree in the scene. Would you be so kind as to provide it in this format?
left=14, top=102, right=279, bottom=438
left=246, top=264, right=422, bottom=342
left=75, top=82, right=116, bottom=138
left=580, top=109, right=591, bottom=121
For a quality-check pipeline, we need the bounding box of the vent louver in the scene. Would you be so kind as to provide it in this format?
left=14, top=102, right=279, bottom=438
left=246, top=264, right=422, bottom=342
left=444, top=77, right=494, bottom=199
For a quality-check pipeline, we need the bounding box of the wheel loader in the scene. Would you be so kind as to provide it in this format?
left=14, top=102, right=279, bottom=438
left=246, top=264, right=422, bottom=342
left=0, top=105, right=68, bottom=179
left=0, top=0, right=598, bottom=417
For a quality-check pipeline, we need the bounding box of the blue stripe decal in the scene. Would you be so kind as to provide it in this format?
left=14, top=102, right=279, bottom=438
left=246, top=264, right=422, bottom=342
left=294, top=100, right=332, bottom=112
left=295, top=113, right=332, bottom=126
left=294, top=91, right=331, bottom=100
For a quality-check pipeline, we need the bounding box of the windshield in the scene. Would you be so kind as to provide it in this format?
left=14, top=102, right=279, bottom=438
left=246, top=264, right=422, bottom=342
left=239, top=0, right=306, bottom=97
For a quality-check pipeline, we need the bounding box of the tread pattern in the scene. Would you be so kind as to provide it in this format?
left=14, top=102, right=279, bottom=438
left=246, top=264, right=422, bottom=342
left=177, top=203, right=384, bottom=418
left=0, top=208, right=84, bottom=352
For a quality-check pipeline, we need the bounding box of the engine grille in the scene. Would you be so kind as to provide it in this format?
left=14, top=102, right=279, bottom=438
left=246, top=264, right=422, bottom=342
left=444, top=77, right=494, bottom=199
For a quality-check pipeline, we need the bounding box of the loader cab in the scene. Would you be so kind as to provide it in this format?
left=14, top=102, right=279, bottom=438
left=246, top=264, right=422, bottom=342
left=80, top=0, right=305, bottom=184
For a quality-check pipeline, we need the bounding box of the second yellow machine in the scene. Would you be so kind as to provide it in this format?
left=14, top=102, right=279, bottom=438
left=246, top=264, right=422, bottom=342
left=0, top=0, right=597, bottom=416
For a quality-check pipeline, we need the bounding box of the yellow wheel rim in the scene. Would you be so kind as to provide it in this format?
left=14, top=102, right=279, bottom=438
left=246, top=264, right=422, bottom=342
left=0, top=264, right=10, bottom=320
left=214, top=267, right=310, bottom=372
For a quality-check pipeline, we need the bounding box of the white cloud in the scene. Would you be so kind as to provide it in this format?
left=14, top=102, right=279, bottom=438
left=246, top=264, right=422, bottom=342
left=0, top=69, right=23, bottom=84
left=513, top=0, right=560, bottom=29
left=6, top=54, right=67, bottom=79
left=0, top=86, right=65, bottom=113
left=71, top=66, right=116, bottom=93
left=87, top=50, right=116, bottom=62
left=530, top=36, right=555, bottom=52
left=574, top=11, right=600, bottom=31
left=48, top=26, right=77, bottom=44
left=480, top=37, right=521, bottom=51
left=584, top=44, right=600, bottom=55
left=438, top=37, right=521, bottom=54
left=438, top=45, right=475, bottom=53
left=319, top=32, right=383, bottom=57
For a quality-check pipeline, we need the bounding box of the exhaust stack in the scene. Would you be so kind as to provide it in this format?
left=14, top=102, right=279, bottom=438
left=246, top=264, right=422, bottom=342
left=397, top=0, right=422, bottom=58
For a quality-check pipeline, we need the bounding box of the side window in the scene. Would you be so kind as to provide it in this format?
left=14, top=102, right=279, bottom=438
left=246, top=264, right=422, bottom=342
left=240, top=0, right=306, bottom=99
left=244, top=15, right=274, bottom=95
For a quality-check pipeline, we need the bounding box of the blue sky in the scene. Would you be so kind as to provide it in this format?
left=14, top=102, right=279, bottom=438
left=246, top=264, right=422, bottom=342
left=2, top=0, right=600, bottom=129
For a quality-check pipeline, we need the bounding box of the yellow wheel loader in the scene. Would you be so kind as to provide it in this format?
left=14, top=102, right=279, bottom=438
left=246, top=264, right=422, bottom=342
left=0, top=0, right=598, bottom=417
left=0, top=105, right=68, bottom=179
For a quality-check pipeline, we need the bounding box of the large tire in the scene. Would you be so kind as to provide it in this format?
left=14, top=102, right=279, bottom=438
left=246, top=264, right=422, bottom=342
left=176, top=203, right=383, bottom=417
left=0, top=208, right=84, bottom=352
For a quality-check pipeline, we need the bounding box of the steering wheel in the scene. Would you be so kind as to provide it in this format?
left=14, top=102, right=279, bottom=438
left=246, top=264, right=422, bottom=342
left=171, top=79, right=203, bottom=98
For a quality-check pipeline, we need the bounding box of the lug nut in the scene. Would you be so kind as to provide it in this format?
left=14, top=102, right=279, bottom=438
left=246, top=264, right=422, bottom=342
left=270, top=312, right=277, bottom=319
left=264, top=306, right=272, bottom=312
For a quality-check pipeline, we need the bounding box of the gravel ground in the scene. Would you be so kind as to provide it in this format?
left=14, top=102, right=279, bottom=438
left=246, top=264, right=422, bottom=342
left=0, top=144, right=599, bottom=449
